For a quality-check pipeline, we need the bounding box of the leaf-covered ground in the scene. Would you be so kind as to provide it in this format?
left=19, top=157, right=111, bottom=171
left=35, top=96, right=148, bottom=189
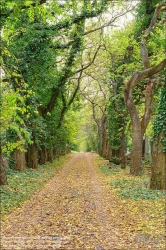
left=0, top=155, right=70, bottom=220
left=1, top=153, right=165, bottom=249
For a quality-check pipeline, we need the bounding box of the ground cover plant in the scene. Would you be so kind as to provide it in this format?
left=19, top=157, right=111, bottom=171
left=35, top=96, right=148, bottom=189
left=99, top=163, right=165, bottom=200
left=97, top=157, right=165, bottom=248
left=0, top=155, right=70, bottom=220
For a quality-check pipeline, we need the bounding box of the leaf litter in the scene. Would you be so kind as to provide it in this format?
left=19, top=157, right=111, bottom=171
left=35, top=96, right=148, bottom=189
left=1, top=153, right=165, bottom=249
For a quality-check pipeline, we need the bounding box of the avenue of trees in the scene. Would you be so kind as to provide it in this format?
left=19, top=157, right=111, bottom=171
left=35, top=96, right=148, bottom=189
left=0, top=0, right=166, bottom=190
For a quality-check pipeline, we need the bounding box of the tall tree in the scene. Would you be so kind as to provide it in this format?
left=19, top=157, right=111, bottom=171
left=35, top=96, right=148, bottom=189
left=1, top=0, right=131, bottom=184
left=124, top=3, right=166, bottom=175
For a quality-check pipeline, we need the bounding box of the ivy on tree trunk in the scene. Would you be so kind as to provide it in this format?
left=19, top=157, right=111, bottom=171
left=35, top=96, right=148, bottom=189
left=150, top=87, right=166, bottom=190
left=0, top=146, right=7, bottom=185
left=124, top=3, right=166, bottom=176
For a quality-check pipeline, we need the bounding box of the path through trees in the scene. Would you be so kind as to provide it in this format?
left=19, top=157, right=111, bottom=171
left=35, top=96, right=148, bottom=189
left=1, top=153, right=165, bottom=249
left=1, top=0, right=166, bottom=189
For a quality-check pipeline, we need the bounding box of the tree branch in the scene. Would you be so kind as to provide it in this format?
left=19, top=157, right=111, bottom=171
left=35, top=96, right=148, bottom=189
left=57, top=71, right=83, bottom=129
left=45, top=0, right=112, bottom=31
left=43, top=22, right=85, bottom=114
left=125, top=59, right=166, bottom=94
left=141, top=3, right=166, bottom=69
left=84, top=5, right=133, bottom=36
left=75, top=45, right=101, bottom=74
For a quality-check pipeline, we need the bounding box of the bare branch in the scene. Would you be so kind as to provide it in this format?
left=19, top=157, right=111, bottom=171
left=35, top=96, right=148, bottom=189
left=75, top=45, right=102, bottom=74
left=84, top=5, right=134, bottom=36
left=57, top=70, right=83, bottom=129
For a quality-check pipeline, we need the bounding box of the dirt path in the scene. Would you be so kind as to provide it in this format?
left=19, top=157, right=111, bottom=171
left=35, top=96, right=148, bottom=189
left=0, top=153, right=155, bottom=249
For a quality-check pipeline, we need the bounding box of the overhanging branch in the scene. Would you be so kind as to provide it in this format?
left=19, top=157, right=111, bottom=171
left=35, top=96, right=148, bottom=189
left=57, top=71, right=83, bottom=129
left=125, top=59, right=166, bottom=94
left=75, top=45, right=102, bottom=74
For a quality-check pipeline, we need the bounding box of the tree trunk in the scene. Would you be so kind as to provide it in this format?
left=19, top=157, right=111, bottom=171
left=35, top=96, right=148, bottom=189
left=38, top=146, right=47, bottom=165
left=54, top=149, right=60, bottom=158
left=53, top=145, right=57, bottom=159
left=124, top=4, right=166, bottom=176
left=110, top=148, right=121, bottom=164
left=15, top=149, right=26, bottom=172
left=47, top=149, right=53, bottom=162
left=98, top=118, right=107, bottom=158
left=105, top=139, right=111, bottom=160
left=27, top=143, right=38, bottom=169
left=130, top=124, right=143, bottom=175
left=98, top=126, right=103, bottom=157
left=150, top=132, right=166, bottom=190
left=121, top=130, right=126, bottom=169
left=143, top=135, right=151, bottom=161
left=0, top=146, right=7, bottom=185
left=101, top=127, right=108, bottom=158
left=66, top=146, right=71, bottom=154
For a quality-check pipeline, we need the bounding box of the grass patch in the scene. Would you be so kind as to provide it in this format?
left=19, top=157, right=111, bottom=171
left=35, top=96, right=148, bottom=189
left=111, top=178, right=165, bottom=200
left=95, top=156, right=105, bottom=161
left=99, top=163, right=165, bottom=200
left=99, top=164, right=121, bottom=175
left=0, top=155, right=70, bottom=220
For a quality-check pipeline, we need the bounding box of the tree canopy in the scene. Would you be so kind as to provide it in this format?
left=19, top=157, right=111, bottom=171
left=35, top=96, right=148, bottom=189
left=1, top=0, right=166, bottom=189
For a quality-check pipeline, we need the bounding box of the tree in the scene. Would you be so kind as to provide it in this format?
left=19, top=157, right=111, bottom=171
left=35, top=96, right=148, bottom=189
left=81, top=80, right=110, bottom=157
left=150, top=86, right=166, bottom=190
left=134, top=0, right=162, bottom=39
left=124, top=3, right=166, bottom=175
left=0, top=146, right=8, bottom=185
left=0, top=0, right=144, bottom=184
left=79, top=37, right=111, bottom=157
left=0, top=56, right=32, bottom=176
left=1, top=0, right=114, bottom=177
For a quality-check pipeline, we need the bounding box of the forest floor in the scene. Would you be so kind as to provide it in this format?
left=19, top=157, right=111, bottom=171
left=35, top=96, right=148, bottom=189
left=1, top=152, right=165, bottom=250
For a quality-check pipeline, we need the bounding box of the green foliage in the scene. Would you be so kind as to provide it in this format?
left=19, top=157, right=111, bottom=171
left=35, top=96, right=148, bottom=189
left=0, top=156, right=68, bottom=219
left=85, top=123, right=99, bottom=153
left=0, top=80, right=32, bottom=155
left=107, top=101, right=123, bottom=150
left=1, top=4, right=82, bottom=157
left=106, top=0, right=165, bottom=164
left=148, top=26, right=166, bottom=63
left=1, top=0, right=165, bottom=180
left=153, top=87, right=166, bottom=152
left=107, top=81, right=127, bottom=151
left=99, top=164, right=165, bottom=200
left=63, top=109, right=82, bottom=149
left=110, top=178, right=165, bottom=200
left=8, top=22, right=58, bottom=106
left=105, top=24, right=140, bottom=153
left=134, top=0, right=161, bottom=39
left=99, top=165, right=120, bottom=175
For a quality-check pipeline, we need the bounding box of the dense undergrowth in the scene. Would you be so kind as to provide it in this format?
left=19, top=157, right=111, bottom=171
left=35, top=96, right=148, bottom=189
left=0, top=155, right=70, bottom=220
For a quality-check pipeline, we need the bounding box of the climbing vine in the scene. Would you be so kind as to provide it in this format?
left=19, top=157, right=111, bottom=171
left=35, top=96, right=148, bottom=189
left=153, top=87, right=166, bottom=152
